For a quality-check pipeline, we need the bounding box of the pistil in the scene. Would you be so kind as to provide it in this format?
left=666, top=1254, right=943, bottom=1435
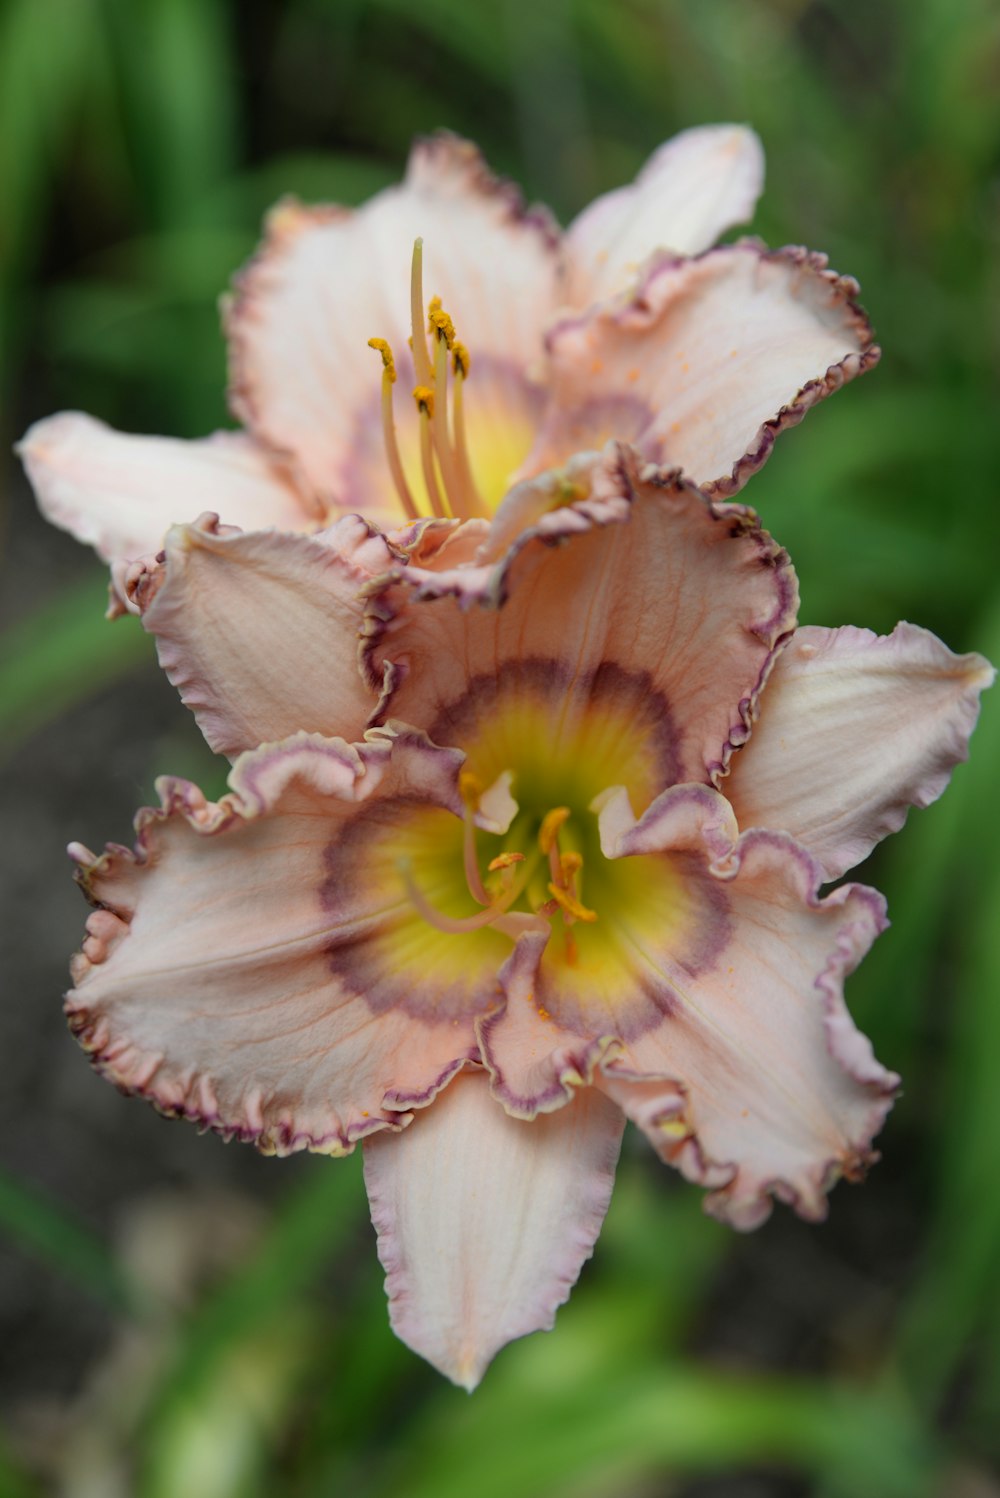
left=399, top=860, right=528, bottom=934
left=409, top=238, right=433, bottom=387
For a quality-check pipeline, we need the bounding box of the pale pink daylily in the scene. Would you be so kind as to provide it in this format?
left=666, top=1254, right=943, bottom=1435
left=65, top=446, right=991, bottom=1387
left=19, top=127, right=878, bottom=610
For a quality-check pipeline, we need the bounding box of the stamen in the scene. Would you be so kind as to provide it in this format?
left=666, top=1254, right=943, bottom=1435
left=450, top=343, right=489, bottom=519
left=430, top=318, right=467, bottom=515
left=409, top=239, right=433, bottom=386
left=413, top=387, right=451, bottom=519
left=488, top=852, right=525, bottom=872
left=539, top=807, right=571, bottom=855
left=547, top=883, right=598, bottom=923
left=368, top=338, right=419, bottom=521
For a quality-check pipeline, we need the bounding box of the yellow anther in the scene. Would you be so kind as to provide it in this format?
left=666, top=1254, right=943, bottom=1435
left=452, top=342, right=470, bottom=379
left=560, top=851, right=583, bottom=881
left=488, top=851, right=525, bottom=872
left=538, top=807, right=571, bottom=855
left=428, top=305, right=456, bottom=348
left=367, top=337, right=396, bottom=381
left=459, top=770, right=483, bottom=809
left=413, top=384, right=435, bottom=416
left=547, top=883, right=597, bottom=923
left=428, top=295, right=442, bottom=317
left=658, top=1118, right=689, bottom=1140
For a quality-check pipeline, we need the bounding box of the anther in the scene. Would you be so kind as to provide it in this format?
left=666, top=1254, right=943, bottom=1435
left=367, top=337, right=396, bottom=381
left=452, top=342, right=470, bottom=379
left=428, top=306, right=456, bottom=349
left=547, top=884, right=598, bottom=923
left=488, top=852, right=525, bottom=872
left=413, top=385, right=435, bottom=417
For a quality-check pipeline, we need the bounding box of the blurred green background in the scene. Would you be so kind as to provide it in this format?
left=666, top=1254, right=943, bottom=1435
left=1, top=1, right=998, bottom=1494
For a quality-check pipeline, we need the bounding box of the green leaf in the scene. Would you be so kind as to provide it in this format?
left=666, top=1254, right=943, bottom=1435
left=893, top=590, right=1000, bottom=1409
left=382, top=1359, right=936, bottom=1498
left=0, top=1432, right=39, bottom=1498
left=0, top=1166, right=134, bottom=1313
left=140, top=1155, right=367, bottom=1467
left=100, top=0, right=239, bottom=227
left=0, top=573, right=152, bottom=763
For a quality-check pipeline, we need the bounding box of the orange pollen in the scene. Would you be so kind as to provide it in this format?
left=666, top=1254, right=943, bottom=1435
left=488, top=852, right=525, bottom=872
left=428, top=306, right=456, bottom=348
left=367, top=337, right=396, bottom=381
left=548, top=883, right=598, bottom=923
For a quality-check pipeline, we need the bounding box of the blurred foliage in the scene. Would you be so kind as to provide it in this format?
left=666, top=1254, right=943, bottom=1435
left=1, top=0, right=999, bottom=1494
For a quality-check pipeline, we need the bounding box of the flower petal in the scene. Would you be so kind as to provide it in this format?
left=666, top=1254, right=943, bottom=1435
left=565, top=124, right=765, bottom=304
left=362, top=1067, right=623, bottom=1388
left=593, top=791, right=898, bottom=1228
left=17, top=412, right=315, bottom=565
left=136, top=514, right=399, bottom=758
left=726, top=623, right=995, bottom=880
left=533, top=243, right=878, bottom=495
left=65, top=731, right=488, bottom=1155
left=365, top=448, right=798, bottom=787
left=226, top=133, right=559, bottom=509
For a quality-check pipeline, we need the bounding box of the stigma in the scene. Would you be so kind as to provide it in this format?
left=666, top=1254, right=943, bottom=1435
left=368, top=239, right=490, bottom=523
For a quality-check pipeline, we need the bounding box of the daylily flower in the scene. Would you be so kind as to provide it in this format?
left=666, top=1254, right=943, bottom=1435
left=65, top=446, right=992, bottom=1387
left=19, top=126, right=878, bottom=611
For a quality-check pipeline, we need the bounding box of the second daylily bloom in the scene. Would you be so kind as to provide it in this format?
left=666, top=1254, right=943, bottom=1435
left=19, top=126, right=877, bottom=609
left=65, top=446, right=992, bottom=1386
